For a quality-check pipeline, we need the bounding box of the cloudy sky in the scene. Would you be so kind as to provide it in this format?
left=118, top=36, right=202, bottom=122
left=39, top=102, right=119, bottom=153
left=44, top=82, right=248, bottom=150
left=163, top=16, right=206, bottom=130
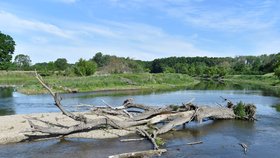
left=0, top=0, right=280, bottom=63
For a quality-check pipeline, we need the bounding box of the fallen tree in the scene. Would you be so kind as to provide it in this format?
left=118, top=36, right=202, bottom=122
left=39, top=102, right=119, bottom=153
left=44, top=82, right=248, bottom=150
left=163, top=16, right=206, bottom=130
left=23, top=72, right=257, bottom=157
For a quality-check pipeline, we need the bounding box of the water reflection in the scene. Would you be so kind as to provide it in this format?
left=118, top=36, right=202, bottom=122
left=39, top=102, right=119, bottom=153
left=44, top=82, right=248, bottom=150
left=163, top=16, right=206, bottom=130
left=0, top=87, right=13, bottom=98
left=0, top=87, right=15, bottom=115
left=0, top=81, right=280, bottom=116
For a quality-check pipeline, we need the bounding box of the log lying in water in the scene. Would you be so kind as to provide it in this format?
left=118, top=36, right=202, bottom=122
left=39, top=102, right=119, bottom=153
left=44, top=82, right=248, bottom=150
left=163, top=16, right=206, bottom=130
left=108, top=149, right=167, bottom=158
left=24, top=72, right=257, bottom=157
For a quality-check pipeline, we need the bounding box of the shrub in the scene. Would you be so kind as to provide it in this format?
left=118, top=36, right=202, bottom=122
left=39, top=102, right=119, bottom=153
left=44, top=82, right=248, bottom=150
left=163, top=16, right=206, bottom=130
left=234, top=101, right=246, bottom=118
left=74, top=59, right=97, bottom=76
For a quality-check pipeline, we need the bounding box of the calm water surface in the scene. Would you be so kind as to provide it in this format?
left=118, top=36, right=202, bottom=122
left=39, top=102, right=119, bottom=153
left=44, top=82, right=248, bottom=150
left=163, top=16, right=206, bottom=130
left=0, top=82, right=280, bottom=158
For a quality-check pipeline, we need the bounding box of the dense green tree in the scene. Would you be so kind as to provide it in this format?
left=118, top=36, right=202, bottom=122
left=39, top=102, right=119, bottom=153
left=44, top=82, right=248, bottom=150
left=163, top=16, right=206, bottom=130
left=54, top=58, right=68, bottom=71
left=0, top=32, right=16, bottom=70
left=74, top=59, right=97, bottom=76
left=92, top=52, right=110, bottom=67
left=275, top=66, right=280, bottom=79
left=14, top=54, right=32, bottom=70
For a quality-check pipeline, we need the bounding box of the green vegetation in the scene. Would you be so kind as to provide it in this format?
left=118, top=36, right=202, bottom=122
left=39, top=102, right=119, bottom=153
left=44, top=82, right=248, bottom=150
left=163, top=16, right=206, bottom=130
left=272, top=104, right=280, bottom=112
left=155, top=137, right=165, bottom=146
left=224, top=74, right=280, bottom=87
left=0, top=31, right=15, bottom=70
left=0, top=71, right=198, bottom=94
left=234, top=101, right=256, bottom=120
left=1, top=30, right=280, bottom=79
left=234, top=102, right=246, bottom=118
left=74, top=58, right=97, bottom=76
left=1, top=31, right=280, bottom=95
left=13, top=54, right=32, bottom=71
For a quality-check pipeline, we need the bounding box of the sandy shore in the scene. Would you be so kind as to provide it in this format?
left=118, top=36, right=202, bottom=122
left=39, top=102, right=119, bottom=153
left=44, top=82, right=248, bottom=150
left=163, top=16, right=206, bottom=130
left=0, top=112, right=134, bottom=144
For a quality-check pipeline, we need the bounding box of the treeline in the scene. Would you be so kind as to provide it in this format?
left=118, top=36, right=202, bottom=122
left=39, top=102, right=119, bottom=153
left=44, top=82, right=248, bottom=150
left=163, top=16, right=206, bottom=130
left=1, top=31, right=280, bottom=77
left=9, top=52, right=280, bottom=78
left=8, top=52, right=150, bottom=76
left=150, top=54, right=280, bottom=77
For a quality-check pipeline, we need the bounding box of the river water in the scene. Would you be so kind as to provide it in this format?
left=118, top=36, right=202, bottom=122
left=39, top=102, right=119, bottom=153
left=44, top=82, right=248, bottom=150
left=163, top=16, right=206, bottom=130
left=0, top=82, right=280, bottom=158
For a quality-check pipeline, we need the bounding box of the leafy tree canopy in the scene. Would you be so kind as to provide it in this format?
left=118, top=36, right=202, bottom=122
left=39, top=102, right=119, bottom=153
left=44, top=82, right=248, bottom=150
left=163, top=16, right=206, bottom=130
left=0, top=31, right=16, bottom=70
left=54, top=58, right=68, bottom=71
left=14, top=54, right=31, bottom=70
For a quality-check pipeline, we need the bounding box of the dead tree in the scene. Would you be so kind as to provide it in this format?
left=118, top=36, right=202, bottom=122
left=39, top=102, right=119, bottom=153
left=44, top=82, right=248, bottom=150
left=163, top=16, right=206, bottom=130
left=24, top=72, right=256, bottom=157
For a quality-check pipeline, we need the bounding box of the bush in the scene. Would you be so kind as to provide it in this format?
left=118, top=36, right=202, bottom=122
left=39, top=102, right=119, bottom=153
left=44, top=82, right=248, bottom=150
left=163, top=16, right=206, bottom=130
left=274, top=66, right=280, bottom=79
left=233, top=101, right=246, bottom=118
left=74, top=59, right=97, bottom=76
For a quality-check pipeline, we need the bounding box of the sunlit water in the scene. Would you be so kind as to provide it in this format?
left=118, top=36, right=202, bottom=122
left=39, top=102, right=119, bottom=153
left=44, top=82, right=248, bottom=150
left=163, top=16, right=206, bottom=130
left=0, top=82, right=280, bottom=158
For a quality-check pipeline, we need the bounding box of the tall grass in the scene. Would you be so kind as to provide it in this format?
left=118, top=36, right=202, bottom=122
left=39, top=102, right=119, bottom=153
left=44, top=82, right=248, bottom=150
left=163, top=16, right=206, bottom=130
left=0, top=71, right=199, bottom=94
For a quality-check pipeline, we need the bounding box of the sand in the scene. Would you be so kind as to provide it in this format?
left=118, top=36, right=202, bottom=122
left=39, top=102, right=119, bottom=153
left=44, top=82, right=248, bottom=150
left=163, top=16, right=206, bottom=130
left=0, top=112, right=134, bottom=144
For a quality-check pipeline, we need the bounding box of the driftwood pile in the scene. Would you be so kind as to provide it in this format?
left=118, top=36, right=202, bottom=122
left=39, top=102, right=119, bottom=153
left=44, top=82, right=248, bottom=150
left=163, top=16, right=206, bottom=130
left=24, top=72, right=256, bottom=157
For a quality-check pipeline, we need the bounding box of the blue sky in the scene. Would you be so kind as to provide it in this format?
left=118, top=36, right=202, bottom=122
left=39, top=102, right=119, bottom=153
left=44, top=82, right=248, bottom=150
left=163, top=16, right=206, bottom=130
left=0, top=0, right=280, bottom=63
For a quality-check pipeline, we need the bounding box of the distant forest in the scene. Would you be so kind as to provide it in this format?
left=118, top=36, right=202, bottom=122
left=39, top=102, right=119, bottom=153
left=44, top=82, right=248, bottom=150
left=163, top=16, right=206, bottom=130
left=1, top=31, right=280, bottom=77
left=8, top=52, right=280, bottom=78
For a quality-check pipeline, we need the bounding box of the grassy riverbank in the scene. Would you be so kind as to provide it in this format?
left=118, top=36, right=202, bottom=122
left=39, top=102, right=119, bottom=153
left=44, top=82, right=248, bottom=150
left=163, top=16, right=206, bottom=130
left=224, top=73, right=280, bottom=87
left=0, top=71, right=199, bottom=94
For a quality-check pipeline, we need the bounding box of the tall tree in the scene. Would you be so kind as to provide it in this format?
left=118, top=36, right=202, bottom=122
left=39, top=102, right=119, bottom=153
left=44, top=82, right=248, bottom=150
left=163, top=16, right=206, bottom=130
left=0, top=32, right=16, bottom=70
left=54, top=58, right=68, bottom=71
left=14, top=54, right=32, bottom=70
left=92, top=52, right=110, bottom=67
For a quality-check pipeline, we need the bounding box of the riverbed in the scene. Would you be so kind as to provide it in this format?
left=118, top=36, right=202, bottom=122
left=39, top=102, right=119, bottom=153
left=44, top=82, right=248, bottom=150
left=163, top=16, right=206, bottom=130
left=0, top=82, right=280, bottom=158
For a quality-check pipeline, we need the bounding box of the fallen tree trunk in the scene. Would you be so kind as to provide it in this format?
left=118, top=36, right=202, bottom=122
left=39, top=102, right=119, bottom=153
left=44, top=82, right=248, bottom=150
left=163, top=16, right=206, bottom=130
left=23, top=72, right=256, bottom=157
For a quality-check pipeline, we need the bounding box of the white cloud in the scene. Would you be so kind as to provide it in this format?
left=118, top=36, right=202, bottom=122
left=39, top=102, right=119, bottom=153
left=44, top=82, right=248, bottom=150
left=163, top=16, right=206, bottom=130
left=0, top=11, right=74, bottom=38
left=0, top=10, right=214, bottom=62
left=106, top=0, right=279, bottom=32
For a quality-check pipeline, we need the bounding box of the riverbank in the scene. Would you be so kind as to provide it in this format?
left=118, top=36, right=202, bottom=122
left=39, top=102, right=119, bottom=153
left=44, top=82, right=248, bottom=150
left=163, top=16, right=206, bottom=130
left=0, top=71, right=199, bottom=94
left=224, top=73, right=280, bottom=88
left=0, top=112, right=135, bottom=144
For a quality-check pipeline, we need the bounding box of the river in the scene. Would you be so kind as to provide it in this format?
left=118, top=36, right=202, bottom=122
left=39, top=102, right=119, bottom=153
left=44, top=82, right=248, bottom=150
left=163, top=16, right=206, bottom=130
left=0, top=81, right=280, bottom=158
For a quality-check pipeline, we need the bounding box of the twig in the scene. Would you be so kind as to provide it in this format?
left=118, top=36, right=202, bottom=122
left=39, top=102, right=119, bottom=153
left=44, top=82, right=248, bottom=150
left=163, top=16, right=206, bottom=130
left=136, top=128, right=159, bottom=150
left=239, top=143, right=248, bottom=154
left=186, top=98, right=195, bottom=104
left=101, top=99, right=114, bottom=109
left=120, top=138, right=145, bottom=142
left=187, top=141, right=203, bottom=145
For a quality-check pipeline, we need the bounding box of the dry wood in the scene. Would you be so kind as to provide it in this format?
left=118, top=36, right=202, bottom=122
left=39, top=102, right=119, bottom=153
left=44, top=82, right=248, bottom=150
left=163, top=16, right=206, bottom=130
left=136, top=128, right=159, bottom=150
left=239, top=143, right=248, bottom=154
left=120, top=138, right=145, bottom=142
left=108, top=149, right=167, bottom=158
left=24, top=72, right=256, bottom=157
left=35, top=71, right=87, bottom=122
left=187, top=141, right=203, bottom=145
left=156, top=110, right=195, bottom=135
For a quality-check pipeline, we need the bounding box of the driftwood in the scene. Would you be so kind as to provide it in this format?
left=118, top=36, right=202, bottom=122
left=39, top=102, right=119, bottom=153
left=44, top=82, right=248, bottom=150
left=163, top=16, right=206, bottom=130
left=24, top=72, right=257, bottom=157
left=108, top=149, right=167, bottom=158
left=239, top=143, right=248, bottom=154
left=187, top=141, right=203, bottom=145
left=120, top=138, right=145, bottom=142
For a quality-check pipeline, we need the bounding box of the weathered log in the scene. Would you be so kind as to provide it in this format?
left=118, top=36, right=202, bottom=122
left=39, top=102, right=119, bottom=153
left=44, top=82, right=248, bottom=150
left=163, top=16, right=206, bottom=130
left=195, top=106, right=235, bottom=122
left=108, top=149, right=167, bottom=158
left=25, top=72, right=256, bottom=157
left=187, top=141, right=203, bottom=145
left=120, top=138, right=145, bottom=142
left=156, top=110, right=195, bottom=135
